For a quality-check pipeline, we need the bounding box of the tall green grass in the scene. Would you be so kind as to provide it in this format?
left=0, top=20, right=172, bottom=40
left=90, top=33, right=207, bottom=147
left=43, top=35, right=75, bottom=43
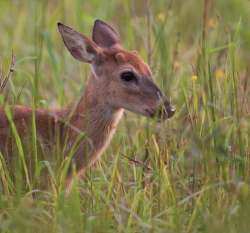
left=0, top=0, right=250, bottom=232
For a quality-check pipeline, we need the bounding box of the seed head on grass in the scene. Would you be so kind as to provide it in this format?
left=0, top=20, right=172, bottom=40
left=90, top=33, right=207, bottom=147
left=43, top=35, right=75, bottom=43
left=0, top=53, right=15, bottom=94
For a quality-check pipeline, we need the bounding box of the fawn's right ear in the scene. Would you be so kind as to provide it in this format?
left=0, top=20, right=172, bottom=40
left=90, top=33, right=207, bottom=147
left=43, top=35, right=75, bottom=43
left=58, top=22, right=99, bottom=63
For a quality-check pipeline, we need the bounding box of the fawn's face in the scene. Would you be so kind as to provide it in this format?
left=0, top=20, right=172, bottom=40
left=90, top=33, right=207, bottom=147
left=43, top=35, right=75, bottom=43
left=58, top=20, right=175, bottom=120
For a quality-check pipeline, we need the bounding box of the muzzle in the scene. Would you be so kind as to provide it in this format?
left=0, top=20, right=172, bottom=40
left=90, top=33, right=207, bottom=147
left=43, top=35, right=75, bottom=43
left=155, top=98, right=176, bottom=121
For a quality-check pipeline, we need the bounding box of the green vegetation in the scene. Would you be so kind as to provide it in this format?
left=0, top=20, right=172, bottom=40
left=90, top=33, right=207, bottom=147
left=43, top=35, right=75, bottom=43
left=0, top=0, right=250, bottom=232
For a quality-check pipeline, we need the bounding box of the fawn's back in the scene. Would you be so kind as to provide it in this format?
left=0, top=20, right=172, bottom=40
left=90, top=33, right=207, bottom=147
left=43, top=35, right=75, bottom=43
left=0, top=106, right=64, bottom=153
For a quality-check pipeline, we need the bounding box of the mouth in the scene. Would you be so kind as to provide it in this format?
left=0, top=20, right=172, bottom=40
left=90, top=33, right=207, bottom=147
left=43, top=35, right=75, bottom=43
left=145, top=100, right=176, bottom=121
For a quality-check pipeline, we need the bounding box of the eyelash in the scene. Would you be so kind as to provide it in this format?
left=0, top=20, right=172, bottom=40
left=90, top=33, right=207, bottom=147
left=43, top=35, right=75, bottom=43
left=120, top=71, right=138, bottom=83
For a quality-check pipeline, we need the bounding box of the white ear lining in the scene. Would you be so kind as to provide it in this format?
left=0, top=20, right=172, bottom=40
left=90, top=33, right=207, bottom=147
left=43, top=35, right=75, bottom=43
left=58, top=22, right=97, bottom=63
left=81, top=43, right=96, bottom=62
left=69, top=38, right=96, bottom=62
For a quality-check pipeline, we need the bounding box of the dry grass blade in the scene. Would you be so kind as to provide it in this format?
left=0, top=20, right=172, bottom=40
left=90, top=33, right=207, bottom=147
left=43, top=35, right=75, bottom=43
left=0, top=53, right=16, bottom=94
left=121, top=153, right=152, bottom=171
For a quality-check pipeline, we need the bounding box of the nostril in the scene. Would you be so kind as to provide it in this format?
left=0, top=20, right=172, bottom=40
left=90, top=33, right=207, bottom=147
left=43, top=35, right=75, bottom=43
left=163, top=99, right=175, bottom=118
left=169, top=105, right=176, bottom=113
left=166, top=105, right=176, bottom=117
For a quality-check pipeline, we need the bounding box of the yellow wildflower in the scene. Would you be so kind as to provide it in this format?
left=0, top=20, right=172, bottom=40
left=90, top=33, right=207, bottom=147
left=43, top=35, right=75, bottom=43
left=215, top=69, right=225, bottom=79
left=208, top=18, right=217, bottom=29
left=157, top=12, right=165, bottom=22
left=191, top=75, right=198, bottom=82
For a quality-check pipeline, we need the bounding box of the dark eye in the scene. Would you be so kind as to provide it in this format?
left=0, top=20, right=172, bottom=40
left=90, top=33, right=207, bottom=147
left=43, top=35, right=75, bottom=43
left=120, top=71, right=137, bottom=83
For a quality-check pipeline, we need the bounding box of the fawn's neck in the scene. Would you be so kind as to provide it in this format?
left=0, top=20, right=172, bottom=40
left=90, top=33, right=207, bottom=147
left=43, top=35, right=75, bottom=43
left=67, top=75, right=124, bottom=162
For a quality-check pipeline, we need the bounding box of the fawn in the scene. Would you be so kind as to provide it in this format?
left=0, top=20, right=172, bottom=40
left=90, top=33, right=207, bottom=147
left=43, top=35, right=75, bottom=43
left=0, top=20, right=175, bottom=192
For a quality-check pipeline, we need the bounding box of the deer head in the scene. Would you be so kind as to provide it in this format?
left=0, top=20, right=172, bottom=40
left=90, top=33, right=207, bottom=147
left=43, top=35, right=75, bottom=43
left=58, top=20, right=175, bottom=121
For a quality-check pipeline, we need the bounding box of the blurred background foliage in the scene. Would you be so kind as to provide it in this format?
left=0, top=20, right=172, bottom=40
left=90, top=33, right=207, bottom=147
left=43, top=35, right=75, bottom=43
left=0, top=0, right=250, bottom=101
left=0, top=0, right=250, bottom=232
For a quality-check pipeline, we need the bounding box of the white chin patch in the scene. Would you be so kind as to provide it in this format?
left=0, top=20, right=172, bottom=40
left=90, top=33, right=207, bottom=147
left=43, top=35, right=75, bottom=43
left=91, top=65, right=99, bottom=79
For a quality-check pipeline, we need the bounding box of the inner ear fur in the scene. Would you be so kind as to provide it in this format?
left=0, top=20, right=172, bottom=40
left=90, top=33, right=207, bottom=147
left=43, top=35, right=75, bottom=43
left=92, top=19, right=120, bottom=48
left=58, top=22, right=99, bottom=63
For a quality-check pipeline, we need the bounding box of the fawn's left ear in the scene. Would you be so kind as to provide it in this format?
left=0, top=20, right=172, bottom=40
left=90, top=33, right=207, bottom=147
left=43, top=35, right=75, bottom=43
left=92, top=19, right=120, bottom=48
left=58, top=22, right=99, bottom=63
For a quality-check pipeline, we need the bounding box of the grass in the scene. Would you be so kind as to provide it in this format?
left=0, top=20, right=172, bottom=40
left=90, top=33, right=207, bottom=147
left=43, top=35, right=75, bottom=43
left=0, top=0, right=250, bottom=232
